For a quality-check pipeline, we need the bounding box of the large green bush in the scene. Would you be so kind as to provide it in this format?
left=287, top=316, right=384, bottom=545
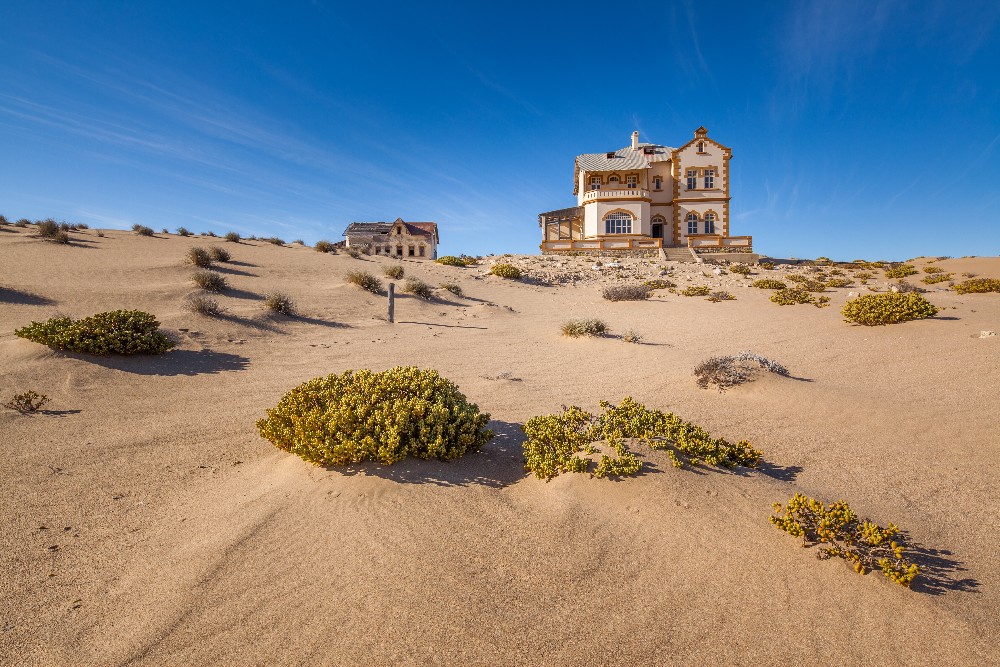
left=522, top=397, right=762, bottom=480
left=15, top=310, right=174, bottom=355
left=841, top=292, right=938, bottom=325
left=256, top=367, right=494, bottom=466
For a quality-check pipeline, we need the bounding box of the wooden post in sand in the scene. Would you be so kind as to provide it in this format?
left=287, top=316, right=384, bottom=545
left=387, top=282, right=395, bottom=323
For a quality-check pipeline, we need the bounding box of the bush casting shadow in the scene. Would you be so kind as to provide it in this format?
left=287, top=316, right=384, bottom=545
left=328, top=420, right=527, bottom=488
left=65, top=348, right=250, bottom=376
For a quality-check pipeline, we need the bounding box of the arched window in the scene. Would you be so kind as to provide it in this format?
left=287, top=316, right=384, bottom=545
left=686, top=213, right=699, bottom=235
left=604, top=211, right=633, bottom=235
left=651, top=215, right=666, bottom=225
left=704, top=213, right=716, bottom=234
left=608, top=175, right=620, bottom=185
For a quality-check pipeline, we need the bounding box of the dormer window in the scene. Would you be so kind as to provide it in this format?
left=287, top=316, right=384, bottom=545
left=606, top=152, right=616, bottom=159
left=590, top=176, right=601, bottom=191
left=626, top=175, right=637, bottom=189
left=643, top=146, right=655, bottom=155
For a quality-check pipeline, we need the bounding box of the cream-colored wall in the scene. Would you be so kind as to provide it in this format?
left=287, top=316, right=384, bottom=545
left=675, top=202, right=724, bottom=243
left=584, top=200, right=648, bottom=236
left=676, top=143, right=725, bottom=201
left=648, top=161, right=673, bottom=204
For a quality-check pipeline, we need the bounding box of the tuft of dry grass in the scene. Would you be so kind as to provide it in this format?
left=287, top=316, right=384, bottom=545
left=186, top=247, right=213, bottom=268
left=561, top=318, right=608, bottom=338
left=208, top=246, right=232, bottom=262
left=191, top=270, right=228, bottom=293
left=402, top=277, right=433, bottom=300
left=439, top=282, right=463, bottom=297
left=345, top=270, right=382, bottom=294
left=263, top=292, right=296, bottom=315
left=184, top=294, right=225, bottom=317
left=602, top=284, right=651, bottom=301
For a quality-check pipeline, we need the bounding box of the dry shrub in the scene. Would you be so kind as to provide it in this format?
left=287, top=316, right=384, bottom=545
left=620, top=330, right=643, bottom=344
left=644, top=279, right=676, bottom=290
left=263, top=292, right=295, bottom=315
left=132, top=224, right=155, bottom=236
left=314, top=240, right=337, bottom=253
left=208, top=245, right=232, bottom=262
left=184, top=295, right=225, bottom=317
left=36, top=219, right=59, bottom=238
left=383, top=264, right=405, bottom=279
left=602, top=284, right=651, bottom=301
left=706, top=291, right=735, bottom=302
left=191, top=270, right=228, bottom=292
left=224, top=231, right=241, bottom=243
left=402, top=277, right=433, bottom=300
left=187, top=247, right=213, bottom=268
left=3, top=390, right=49, bottom=414
left=345, top=270, right=382, bottom=294
left=177, top=227, right=191, bottom=236
left=439, top=282, right=463, bottom=296
left=694, top=352, right=789, bottom=391
left=347, top=248, right=362, bottom=259
left=561, top=318, right=607, bottom=338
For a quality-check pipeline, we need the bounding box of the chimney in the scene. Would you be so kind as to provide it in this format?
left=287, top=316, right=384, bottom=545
left=631, top=131, right=639, bottom=150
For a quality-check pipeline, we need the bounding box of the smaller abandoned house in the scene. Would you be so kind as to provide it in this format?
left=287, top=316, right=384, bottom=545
left=342, top=218, right=439, bottom=259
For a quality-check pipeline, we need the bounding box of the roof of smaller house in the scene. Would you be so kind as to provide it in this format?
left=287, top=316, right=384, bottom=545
left=575, top=143, right=674, bottom=172
left=343, top=219, right=439, bottom=242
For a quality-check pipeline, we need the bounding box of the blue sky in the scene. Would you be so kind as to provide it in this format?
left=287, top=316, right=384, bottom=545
left=1, top=1, right=998, bottom=259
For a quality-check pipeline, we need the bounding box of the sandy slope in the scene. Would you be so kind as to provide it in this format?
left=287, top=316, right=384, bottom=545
left=1, top=226, right=998, bottom=666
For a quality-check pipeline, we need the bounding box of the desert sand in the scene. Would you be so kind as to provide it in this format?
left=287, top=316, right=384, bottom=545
left=1, top=225, right=998, bottom=666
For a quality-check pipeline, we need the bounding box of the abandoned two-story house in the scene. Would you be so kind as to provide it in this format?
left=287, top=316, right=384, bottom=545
left=539, top=127, right=752, bottom=258
left=343, top=218, right=439, bottom=259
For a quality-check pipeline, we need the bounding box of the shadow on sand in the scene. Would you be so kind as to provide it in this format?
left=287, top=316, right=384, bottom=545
left=66, top=348, right=250, bottom=376
left=327, top=420, right=528, bottom=488
left=905, top=542, right=980, bottom=595
left=0, top=287, right=56, bottom=306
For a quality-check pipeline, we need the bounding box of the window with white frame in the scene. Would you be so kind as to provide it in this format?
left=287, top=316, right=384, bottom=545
left=686, top=169, right=697, bottom=190
left=626, top=175, right=637, bottom=189
left=608, top=175, right=620, bottom=185
left=697, top=141, right=705, bottom=153
left=653, top=176, right=662, bottom=190
left=590, top=176, right=601, bottom=190
left=704, top=169, right=715, bottom=189
left=686, top=213, right=699, bottom=235
left=704, top=213, right=716, bottom=234
left=604, top=211, right=633, bottom=234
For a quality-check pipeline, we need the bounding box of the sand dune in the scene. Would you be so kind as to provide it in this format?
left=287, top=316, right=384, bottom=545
left=2, top=226, right=998, bottom=665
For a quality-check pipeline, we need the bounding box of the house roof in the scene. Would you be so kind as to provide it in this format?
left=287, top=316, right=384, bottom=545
left=575, top=143, right=674, bottom=172
left=343, top=219, right=438, bottom=242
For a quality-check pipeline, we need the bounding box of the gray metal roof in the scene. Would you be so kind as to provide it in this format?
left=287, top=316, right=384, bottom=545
left=344, top=222, right=392, bottom=236
left=575, top=143, right=674, bottom=172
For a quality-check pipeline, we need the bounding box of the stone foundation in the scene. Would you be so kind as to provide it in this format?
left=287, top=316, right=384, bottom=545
left=541, top=249, right=660, bottom=258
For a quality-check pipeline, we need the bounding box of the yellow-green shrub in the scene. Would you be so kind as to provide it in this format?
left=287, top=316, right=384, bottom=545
left=436, top=255, right=477, bottom=267
left=759, top=261, right=775, bottom=270
left=490, top=263, right=522, bottom=279
left=522, top=397, right=762, bottom=480
left=680, top=285, right=710, bottom=297
left=644, top=279, right=676, bottom=290
left=884, top=264, right=918, bottom=279
left=729, top=264, right=752, bottom=276
left=923, top=266, right=944, bottom=274
left=770, top=494, right=920, bottom=587
left=785, top=274, right=807, bottom=283
left=952, top=278, right=1000, bottom=294
left=841, top=292, right=938, bottom=325
left=256, top=367, right=493, bottom=466
left=921, top=273, right=953, bottom=285
left=770, top=288, right=814, bottom=305
left=751, top=279, right=786, bottom=290
left=825, top=278, right=853, bottom=288
left=15, top=310, right=174, bottom=355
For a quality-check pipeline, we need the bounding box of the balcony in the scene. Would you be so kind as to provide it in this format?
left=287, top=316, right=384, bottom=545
left=582, top=188, right=650, bottom=203
left=686, top=234, right=753, bottom=252
left=541, top=235, right=662, bottom=253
